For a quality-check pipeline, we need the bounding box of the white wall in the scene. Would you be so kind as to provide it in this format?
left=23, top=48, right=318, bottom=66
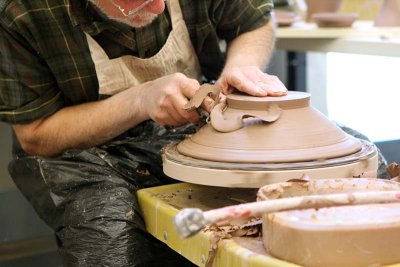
left=326, top=52, right=400, bottom=142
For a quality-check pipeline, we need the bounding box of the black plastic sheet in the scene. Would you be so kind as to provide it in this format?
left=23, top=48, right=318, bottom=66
left=339, top=124, right=388, bottom=179
left=9, top=120, right=198, bottom=267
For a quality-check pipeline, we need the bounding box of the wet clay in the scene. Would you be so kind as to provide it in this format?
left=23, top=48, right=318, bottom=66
left=177, top=91, right=362, bottom=163
left=258, top=178, right=400, bottom=267
left=210, top=103, right=281, bottom=133
left=163, top=91, right=378, bottom=188
left=257, top=178, right=400, bottom=200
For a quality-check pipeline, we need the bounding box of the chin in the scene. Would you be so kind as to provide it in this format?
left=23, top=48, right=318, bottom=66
left=115, top=12, right=158, bottom=28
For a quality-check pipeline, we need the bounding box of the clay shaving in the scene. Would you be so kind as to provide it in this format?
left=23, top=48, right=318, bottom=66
left=203, top=218, right=262, bottom=267
left=387, top=162, right=400, bottom=181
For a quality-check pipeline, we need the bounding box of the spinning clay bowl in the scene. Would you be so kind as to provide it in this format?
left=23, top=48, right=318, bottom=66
left=163, top=91, right=378, bottom=188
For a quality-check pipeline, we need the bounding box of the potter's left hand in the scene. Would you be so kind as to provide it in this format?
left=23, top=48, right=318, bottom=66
left=217, top=66, right=288, bottom=97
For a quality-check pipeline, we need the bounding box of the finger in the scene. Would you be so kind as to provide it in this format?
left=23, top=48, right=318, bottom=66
left=177, top=105, right=200, bottom=124
left=200, top=95, right=215, bottom=113
left=242, top=68, right=276, bottom=96
left=225, top=69, right=267, bottom=96
left=166, top=109, right=186, bottom=126
left=258, top=74, right=287, bottom=95
left=179, top=77, right=201, bottom=99
left=155, top=111, right=181, bottom=126
left=166, top=101, right=187, bottom=123
left=242, top=68, right=286, bottom=96
left=177, top=78, right=202, bottom=123
left=174, top=98, right=200, bottom=124
left=215, top=77, right=232, bottom=95
left=219, top=93, right=227, bottom=104
left=257, top=73, right=288, bottom=96
left=163, top=95, right=200, bottom=124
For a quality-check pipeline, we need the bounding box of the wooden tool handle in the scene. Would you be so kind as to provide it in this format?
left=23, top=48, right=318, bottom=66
left=174, top=190, right=400, bottom=238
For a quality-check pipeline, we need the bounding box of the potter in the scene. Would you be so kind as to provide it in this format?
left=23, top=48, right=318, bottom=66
left=0, top=0, right=285, bottom=265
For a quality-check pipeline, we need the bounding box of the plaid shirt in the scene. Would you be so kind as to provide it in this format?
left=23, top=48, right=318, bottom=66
left=0, top=0, right=273, bottom=124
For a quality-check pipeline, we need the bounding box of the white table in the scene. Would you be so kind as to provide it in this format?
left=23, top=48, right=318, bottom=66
left=274, top=21, right=400, bottom=115
left=276, top=21, right=400, bottom=57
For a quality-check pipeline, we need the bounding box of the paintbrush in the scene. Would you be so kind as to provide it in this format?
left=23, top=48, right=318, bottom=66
left=174, top=190, right=400, bottom=238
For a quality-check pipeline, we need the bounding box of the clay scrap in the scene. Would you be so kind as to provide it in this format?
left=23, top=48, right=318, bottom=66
left=259, top=178, right=400, bottom=267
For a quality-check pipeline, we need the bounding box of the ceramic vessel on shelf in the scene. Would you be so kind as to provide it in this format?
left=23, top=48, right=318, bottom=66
left=374, top=0, right=400, bottom=27
left=311, top=12, right=358, bottom=27
left=305, top=0, right=343, bottom=22
left=273, top=10, right=300, bottom=27
left=258, top=178, right=400, bottom=267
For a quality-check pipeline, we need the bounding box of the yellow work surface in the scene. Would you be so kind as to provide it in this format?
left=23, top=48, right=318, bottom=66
left=137, top=183, right=400, bottom=267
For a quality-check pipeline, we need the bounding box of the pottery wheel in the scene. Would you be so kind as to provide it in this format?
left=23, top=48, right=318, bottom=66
left=163, top=92, right=379, bottom=188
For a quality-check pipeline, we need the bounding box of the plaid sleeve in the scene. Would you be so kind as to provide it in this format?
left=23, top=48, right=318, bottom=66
left=213, top=0, right=274, bottom=42
left=0, top=22, right=64, bottom=124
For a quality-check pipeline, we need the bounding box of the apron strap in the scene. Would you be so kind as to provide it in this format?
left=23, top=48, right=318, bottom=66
left=167, top=0, right=184, bottom=27
left=84, top=33, right=110, bottom=61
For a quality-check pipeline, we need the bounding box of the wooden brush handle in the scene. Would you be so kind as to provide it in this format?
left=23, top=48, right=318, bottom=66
left=174, top=190, right=400, bottom=238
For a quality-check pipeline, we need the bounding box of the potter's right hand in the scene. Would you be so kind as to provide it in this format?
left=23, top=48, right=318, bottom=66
left=139, top=73, right=201, bottom=126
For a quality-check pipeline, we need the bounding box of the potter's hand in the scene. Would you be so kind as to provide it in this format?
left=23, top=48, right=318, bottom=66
left=139, top=73, right=201, bottom=126
left=217, top=66, right=288, bottom=97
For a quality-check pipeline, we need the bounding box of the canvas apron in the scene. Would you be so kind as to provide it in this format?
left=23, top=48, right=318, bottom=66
left=85, top=0, right=202, bottom=96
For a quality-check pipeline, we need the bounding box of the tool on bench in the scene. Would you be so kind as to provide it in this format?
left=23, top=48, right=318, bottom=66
left=174, top=190, right=400, bottom=238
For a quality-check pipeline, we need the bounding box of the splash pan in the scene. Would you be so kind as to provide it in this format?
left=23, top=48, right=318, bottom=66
left=163, top=140, right=378, bottom=188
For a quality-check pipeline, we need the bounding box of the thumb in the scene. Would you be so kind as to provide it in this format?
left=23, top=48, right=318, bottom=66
left=216, top=77, right=232, bottom=95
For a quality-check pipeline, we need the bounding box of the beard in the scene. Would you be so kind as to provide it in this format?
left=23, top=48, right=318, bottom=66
left=88, top=1, right=159, bottom=28
left=110, top=10, right=158, bottom=28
